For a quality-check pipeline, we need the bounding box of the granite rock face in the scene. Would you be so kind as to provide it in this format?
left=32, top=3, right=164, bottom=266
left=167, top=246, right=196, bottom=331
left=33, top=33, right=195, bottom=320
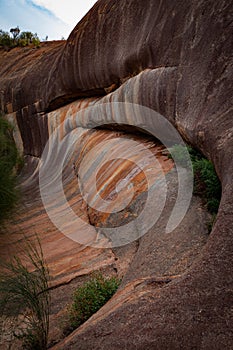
left=0, top=0, right=232, bottom=349
left=0, top=0, right=232, bottom=158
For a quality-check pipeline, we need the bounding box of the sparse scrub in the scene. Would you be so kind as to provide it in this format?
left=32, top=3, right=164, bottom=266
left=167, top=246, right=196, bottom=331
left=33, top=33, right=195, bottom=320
left=0, top=28, right=40, bottom=50
left=0, top=238, right=50, bottom=349
left=67, top=272, right=120, bottom=333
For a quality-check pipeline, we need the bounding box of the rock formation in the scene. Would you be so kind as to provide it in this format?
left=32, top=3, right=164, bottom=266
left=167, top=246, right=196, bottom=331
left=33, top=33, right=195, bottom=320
left=0, top=0, right=232, bottom=349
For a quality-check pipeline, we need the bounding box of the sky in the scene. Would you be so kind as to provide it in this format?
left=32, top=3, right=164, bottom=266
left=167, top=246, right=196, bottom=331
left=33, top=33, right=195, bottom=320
left=0, top=0, right=97, bottom=40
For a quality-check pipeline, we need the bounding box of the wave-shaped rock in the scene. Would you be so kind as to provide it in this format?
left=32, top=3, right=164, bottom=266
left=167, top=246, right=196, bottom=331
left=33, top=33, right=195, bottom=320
left=0, top=0, right=232, bottom=348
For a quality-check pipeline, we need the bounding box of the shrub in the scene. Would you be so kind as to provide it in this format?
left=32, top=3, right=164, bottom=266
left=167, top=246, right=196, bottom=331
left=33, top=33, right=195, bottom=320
left=0, top=238, right=50, bottom=350
left=193, top=158, right=221, bottom=213
left=31, top=34, right=40, bottom=48
left=168, top=144, right=221, bottom=214
left=68, top=273, right=120, bottom=331
left=0, top=30, right=12, bottom=48
left=0, top=116, right=21, bottom=222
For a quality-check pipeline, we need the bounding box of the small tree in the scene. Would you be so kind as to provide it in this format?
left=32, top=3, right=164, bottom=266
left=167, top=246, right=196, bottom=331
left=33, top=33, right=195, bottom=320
left=10, top=26, right=20, bottom=43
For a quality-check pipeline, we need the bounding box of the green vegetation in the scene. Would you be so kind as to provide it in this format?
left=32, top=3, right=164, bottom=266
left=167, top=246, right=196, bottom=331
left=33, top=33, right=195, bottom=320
left=192, top=158, right=221, bottom=213
left=0, top=116, right=22, bottom=223
left=0, top=238, right=50, bottom=350
left=0, top=27, right=40, bottom=50
left=17, top=31, right=40, bottom=48
left=168, top=144, right=221, bottom=214
left=67, top=273, right=120, bottom=332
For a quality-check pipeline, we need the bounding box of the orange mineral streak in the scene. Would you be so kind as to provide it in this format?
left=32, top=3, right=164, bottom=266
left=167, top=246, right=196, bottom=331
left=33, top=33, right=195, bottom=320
left=0, top=122, right=173, bottom=287
left=47, top=97, right=100, bottom=139
left=73, top=129, right=173, bottom=227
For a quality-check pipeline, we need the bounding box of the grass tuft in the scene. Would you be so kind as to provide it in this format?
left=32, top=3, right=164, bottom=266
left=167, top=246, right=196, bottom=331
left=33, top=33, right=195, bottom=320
left=0, top=238, right=50, bottom=349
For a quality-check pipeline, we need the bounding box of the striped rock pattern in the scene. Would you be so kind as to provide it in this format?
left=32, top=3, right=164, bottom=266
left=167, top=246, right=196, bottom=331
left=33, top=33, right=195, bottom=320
left=0, top=0, right=232, bottom=348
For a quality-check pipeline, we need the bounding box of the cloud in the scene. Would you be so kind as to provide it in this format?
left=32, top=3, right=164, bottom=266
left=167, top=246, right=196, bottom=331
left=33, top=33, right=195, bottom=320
left=26, top=0, right=58, bottom=18
left=31, top=0, right=97, bottom=26
left=0, top=0, right=96, bottom=40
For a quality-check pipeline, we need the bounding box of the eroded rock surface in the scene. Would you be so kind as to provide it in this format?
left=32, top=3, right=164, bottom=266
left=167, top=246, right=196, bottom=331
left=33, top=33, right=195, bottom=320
left=0, top=0, right=232, bottom=349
